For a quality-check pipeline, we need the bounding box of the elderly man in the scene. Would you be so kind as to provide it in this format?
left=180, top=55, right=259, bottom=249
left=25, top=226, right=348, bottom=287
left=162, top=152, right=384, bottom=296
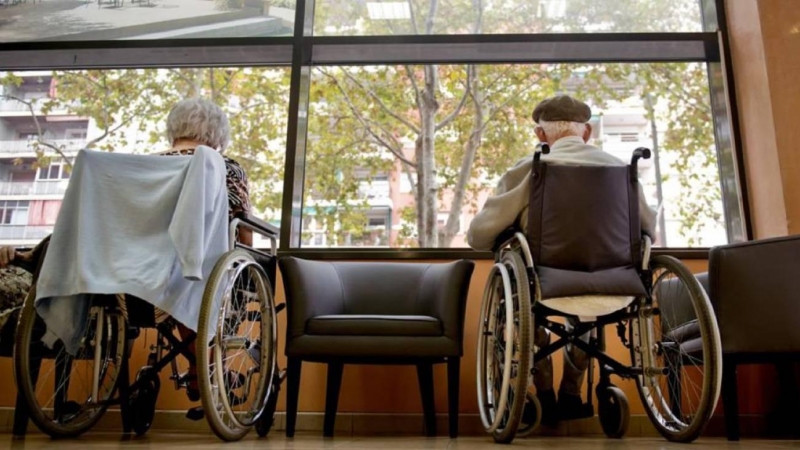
left=467, top=95, right=657, bottom=426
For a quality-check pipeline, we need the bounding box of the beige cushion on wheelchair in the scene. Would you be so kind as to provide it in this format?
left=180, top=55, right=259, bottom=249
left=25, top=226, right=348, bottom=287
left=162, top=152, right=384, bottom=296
left=540, top=295, right=635, bottom=322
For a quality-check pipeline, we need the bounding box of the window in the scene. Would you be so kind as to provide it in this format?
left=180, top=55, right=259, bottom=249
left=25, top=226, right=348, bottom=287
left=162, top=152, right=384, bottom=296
left=66, top=129, right=88, bottom=140
left=313, top=0, right=703, bottom=36
left=37, top=162, right=69, bottom=181
left=302, top=62, right=729, bottom=248
left=0, top=200, right=30, bottom=225
left=0, top=2, right=295, bottom=42
left=368, top=217, right=387, bottom=227
left=2, top=67, right=291, bottom=241
left=0, top=1, right=748, bottom=254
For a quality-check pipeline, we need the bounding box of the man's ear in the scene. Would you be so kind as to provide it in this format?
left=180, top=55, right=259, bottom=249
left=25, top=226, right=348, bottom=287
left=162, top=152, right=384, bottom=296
left=535, top=126, right=547, bottom=145
left=583, top=123, right=593, bottom=143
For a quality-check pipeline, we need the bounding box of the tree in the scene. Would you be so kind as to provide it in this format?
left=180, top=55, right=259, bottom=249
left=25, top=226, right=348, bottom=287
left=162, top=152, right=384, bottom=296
left=307, top=0, right=725, bottom=248
left=1, top=68, right=291, bottom=222
left=0, top=0, right=725, bottom=248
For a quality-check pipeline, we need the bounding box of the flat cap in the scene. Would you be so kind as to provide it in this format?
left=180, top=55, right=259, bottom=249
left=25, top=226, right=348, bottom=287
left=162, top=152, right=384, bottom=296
left=532, top=95, right=592, bottom=123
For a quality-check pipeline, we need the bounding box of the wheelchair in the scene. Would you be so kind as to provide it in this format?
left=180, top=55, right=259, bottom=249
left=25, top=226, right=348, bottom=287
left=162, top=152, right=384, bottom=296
left=477, top=147, right=722, bottom=444
left=12, top=212, right=285, bottom=442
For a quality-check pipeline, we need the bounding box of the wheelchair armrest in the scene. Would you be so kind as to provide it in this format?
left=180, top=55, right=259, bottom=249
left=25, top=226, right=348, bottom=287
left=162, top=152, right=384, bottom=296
left=492, top=227, right=520, bottom=253
left=235, top=212, right=279, bottom=239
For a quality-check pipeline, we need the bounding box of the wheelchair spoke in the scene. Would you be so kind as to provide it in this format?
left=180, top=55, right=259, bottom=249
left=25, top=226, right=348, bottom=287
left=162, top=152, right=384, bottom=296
left=630, top=256, right=722, bottom=442
left=17, top=297, right=126, bottom=437
left=199, top=251, right=276, bottom=439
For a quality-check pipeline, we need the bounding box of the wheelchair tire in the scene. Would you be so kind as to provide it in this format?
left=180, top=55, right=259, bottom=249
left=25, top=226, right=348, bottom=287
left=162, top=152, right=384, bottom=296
left=630, top=255, right=722, bottom=443
left=14, top=288, right=127, bottom=438
left=197, top=249, right=277, bottom=442
left=597, top=385, right=629, bottom=439
left=129, top=367, right=160, bottom=436
left=476, top=251, right=532, bottom=444
left=515, top=391, right=542, bottom=438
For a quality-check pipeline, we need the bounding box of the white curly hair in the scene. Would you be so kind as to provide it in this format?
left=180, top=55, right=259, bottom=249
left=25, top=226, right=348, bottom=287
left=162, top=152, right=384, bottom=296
left=166, top=97, right=231, bottom=152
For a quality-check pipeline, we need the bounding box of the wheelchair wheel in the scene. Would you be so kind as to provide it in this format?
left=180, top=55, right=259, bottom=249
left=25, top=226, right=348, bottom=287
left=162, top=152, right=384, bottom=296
left=197, top=249, right=277, bottom=442
left=630, top=255, right=722, bottom=443
left=477, top=251, right=532, bottom=444
left=597, top=385, right=630, bottom=439
left=128, top=367, right=160, bottom=436
left=516, top=391, right=542, bottom=438
left=14, top=289, right=127, bottom=438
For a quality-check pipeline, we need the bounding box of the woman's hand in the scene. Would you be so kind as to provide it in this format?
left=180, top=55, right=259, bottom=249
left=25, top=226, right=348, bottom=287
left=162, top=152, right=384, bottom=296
left=0, top=246, right=31, bottom=269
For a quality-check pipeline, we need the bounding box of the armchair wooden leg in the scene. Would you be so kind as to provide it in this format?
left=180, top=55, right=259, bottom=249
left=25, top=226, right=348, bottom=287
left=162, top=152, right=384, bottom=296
left=286, top=358, right=302, bottom=438
left=447, top=358, right=460, bottom=439
left=324, top=362, right=344, bottom=437
left=417, top=363, right=437, bottom=437
left=722, top=358, right=740, bottom=441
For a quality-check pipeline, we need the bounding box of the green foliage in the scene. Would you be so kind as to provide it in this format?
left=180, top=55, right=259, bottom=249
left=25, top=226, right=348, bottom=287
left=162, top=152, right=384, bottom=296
left=1, top=68, right=290, bottom=223
left=0, top=0, right=724, bottom=247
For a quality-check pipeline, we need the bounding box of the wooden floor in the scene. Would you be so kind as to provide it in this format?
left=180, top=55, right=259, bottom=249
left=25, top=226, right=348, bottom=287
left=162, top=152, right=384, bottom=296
left=2, top=433, right=800, bottom=450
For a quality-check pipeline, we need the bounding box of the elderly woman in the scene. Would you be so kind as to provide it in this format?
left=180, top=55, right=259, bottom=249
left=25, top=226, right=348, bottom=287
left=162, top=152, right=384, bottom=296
left=0, top=97, right=252, bottom=413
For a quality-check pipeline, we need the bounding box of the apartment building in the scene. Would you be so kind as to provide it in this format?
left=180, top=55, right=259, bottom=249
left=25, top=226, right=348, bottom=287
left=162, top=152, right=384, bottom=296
left=0, top=72, right=88, bottom=248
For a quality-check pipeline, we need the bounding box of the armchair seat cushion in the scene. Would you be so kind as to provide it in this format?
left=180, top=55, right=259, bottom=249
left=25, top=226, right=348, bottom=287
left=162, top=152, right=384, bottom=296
left=307, top=315, right=443, bottom=337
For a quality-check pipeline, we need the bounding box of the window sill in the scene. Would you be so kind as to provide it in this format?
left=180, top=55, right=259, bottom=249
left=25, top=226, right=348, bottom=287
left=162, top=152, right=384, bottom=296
left=276, top=247, right=710, bottom=261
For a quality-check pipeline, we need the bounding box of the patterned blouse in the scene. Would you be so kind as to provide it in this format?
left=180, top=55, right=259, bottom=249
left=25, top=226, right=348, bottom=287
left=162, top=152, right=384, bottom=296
left=161, top=148, right=252, bottom=220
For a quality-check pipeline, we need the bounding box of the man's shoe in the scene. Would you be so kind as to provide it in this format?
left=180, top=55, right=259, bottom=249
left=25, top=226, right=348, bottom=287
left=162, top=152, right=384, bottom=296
left=537, top=389, right=558, bottom=427
left=557, top=391, right=593, bottom=421
left=186, top=406, right=204, bottom=421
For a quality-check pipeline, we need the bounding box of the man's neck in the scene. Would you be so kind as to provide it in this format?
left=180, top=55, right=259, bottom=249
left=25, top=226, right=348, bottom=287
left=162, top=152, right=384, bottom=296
left=549, top=135, right=586, bottom=148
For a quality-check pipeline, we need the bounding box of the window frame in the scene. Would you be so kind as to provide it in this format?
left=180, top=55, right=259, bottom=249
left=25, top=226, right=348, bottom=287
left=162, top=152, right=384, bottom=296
left=0, top=0, right=750, bottom=260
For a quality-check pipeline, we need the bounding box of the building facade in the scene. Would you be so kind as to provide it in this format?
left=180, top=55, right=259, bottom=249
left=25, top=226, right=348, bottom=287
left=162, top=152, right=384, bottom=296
left=0, top=72, right=87, bottom=248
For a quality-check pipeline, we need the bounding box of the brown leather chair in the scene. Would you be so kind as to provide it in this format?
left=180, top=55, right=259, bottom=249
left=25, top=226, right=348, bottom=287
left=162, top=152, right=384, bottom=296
left=278, top=257, right=474, bottom=438
left=695, top=235, right=800, bottom=440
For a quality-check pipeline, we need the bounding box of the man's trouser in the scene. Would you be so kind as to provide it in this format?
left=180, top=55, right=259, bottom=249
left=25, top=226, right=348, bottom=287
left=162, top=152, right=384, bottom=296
left=532, top=317, right=590, bottom=396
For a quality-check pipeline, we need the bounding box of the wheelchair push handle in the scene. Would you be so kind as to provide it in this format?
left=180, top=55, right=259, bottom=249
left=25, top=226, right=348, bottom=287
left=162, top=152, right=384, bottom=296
left=631, top=147, right=651, bottom=165
left=534, top=143, right=550, bottom=164
left=630, top=147, right=652, bottom=181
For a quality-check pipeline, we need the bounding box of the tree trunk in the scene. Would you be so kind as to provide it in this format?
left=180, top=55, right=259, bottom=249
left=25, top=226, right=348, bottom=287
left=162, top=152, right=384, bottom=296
left=419, top=64, right=440, bottom=247
left=414, top=136, right=426, bottom=246
left=440, top=65, right=481, bottom=247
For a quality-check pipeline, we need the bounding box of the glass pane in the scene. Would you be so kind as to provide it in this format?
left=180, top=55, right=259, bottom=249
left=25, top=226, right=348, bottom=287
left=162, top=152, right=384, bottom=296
left=302, top=62, right=731, bottom=249
left=0, top=68, right=289, bottom=248
left=0, top=0, right=294, bottom=42
left=313, top=0, right=703, bottom=36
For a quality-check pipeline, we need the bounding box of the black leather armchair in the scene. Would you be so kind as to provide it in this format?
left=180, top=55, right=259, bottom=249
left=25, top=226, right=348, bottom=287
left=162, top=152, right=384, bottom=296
left=279, top=257, right=475, bottom=438
left=696, top=235, right=800, bottom=440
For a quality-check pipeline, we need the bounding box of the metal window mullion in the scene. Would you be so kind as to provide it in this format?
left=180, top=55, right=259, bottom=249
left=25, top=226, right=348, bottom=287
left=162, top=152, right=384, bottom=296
left=306, top=33, right=719, bottom=66
left=0, top=44, right=294, bottom=70
left=704, top=0, right=752, bottom=242
left=279, top=0, right=314, bottom=250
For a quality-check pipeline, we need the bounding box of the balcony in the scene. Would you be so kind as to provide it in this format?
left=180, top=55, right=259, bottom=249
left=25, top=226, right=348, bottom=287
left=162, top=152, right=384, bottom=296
left=0, top=181, right=69, bottom=197
left=357, top=180, right=390, bottom=199
left=0, top=98, right=80, bottom=115
left=0, top=225, right=53, bottom=241
left=0, top=139, right=84, bottom=155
